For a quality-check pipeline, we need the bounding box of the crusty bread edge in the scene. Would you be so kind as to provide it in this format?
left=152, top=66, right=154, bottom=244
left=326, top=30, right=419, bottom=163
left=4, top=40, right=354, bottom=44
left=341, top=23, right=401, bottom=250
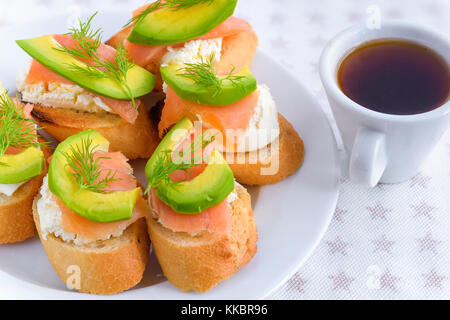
left=0, top=137, right=50, bottom=244
left=227, top=113, right=304, bottom=186
left=147, top=186, right=257, bottom=292
left=32, top=196, right=151, bottom=295
left=30, top=101, right=160, bottom=160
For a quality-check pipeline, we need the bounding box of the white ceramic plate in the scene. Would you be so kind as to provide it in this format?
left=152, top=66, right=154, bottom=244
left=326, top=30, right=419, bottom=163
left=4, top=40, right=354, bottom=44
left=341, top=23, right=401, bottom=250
left=0, top=12, right=339, bottom=299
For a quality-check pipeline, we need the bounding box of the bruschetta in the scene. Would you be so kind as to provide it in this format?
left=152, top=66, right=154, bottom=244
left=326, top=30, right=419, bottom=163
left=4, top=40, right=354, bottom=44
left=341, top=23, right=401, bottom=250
left=157, top=60, right=304, bottom=186
left=32, top=129, right=150, bottom=294
left=106, top=0, right=258, bottom=93
left=16, top=14, right=160, bottom=159
left=0, top=84, right=48, bottom=244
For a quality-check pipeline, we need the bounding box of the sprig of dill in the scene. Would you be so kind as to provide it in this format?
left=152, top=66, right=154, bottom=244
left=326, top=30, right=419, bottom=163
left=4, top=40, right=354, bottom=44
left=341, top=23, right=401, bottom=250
left=56, top=12, right=137, bottom=109
left=177, top=54, right=245, bottom=96
left=145, top=129, right=218, bottom=193
left=124, top=0, right=214, bottom=28
left=0, top=93, right=47, bottom=165
left=62, top=136, right=120, bottom=194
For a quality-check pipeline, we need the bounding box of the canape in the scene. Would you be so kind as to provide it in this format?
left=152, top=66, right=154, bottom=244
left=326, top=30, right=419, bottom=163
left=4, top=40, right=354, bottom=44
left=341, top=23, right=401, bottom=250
left=0, top=83, right=48, bottom=244
left=107, top=0, right=258, bottom=93
left=157, top=59, right=304, bottom=185
left=145, top=117, right=257, bottom=292
left=16, top=14, right=160, bottom=159
left=32, top=129, right=150, bottom=294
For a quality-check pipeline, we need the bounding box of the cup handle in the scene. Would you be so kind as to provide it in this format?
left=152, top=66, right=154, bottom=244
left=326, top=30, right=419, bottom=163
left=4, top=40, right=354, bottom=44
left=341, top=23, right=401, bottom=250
left=349, top=128, right=387, bottom=187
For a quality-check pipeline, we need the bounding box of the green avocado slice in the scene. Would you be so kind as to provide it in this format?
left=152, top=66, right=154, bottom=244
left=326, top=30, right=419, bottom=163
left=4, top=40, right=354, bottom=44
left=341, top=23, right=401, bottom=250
left=0, top=147, right=44, bottom=184
left=128, top=0, right=238, bottom=46
left=16, top=35, right=155, bottom=100
left=161, top=65, right=257, bottom=106
left=48, top=130, right=140, bottom=223
left=145, top=117, right=235, bottom=214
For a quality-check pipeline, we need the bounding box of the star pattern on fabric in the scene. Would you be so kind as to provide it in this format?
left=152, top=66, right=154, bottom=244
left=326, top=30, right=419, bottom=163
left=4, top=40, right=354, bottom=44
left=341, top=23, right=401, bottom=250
left=422, top=269, right=446, bottom=289
left=416, top=233, right=441, bottom=254
left=366, top=203, right=392, bottom=220
left=380, top=270, right=401, bottom=291
left=287, top=273, right=307, bottom=294
left=326, top=236, right=350, bottom=255
left=306, top=11, right=325, bottom=25
left=309, top=35, right=327, bottom=47
left=333, top=207, right=348, bottom=223
left=329, top=271, right=354, bottom=291
left=347, top=11, right=364, bottom=22
left=269, top=12, right=286, bottom=25
left=270, top=36, right=289, bottom=49
left=410, top=173, right=432, bottom=188
left=371, top=234, right=395, bottom=254
left=411, top=202, right=437, bottom=220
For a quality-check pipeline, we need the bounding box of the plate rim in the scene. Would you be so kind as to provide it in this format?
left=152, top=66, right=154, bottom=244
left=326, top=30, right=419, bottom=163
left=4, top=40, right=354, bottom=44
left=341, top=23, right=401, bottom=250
left=0, top=11, right=340, bottom=300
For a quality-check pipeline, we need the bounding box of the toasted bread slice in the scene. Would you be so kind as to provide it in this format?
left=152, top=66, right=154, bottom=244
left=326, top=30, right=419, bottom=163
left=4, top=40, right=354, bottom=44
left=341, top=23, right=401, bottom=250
left=0, top=175, right=43, bottom=244
left=106, top=27, right=258, bottom=93
left=29, top=101, right=160, bottom=160
left=226, top=113, right=304, bottom=186
left=0, top=138, right=50, bottom=244
left=32, top=196, right=150, bottom=295
left=147, top=186, right=257, bottom=292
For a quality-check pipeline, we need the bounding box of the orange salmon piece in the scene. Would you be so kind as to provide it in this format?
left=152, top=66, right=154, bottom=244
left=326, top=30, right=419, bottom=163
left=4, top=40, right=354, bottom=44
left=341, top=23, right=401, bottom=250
left=56, top=151, right=144, bottom=241
left=25, top=35, right=138, bottom=124
left=158, top=87, right=259, bottom=137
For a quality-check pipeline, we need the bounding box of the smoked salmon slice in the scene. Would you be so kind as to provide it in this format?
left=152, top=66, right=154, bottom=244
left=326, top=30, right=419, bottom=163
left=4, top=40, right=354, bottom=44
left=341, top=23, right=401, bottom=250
left=159, top=87, right=259, bottom=142
left=124, top=16, right=254, bottom=69
left=56, top=151, right=145, bottom=241
left=25, top=34, right=138, bottom=124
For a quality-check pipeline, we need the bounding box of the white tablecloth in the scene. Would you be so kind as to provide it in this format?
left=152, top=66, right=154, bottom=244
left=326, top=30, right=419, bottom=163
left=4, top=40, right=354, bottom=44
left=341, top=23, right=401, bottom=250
left=1, top=0, right=449, bottom=300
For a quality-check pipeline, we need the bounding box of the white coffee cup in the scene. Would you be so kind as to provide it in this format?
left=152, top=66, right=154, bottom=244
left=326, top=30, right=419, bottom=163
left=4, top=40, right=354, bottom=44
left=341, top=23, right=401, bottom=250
left=320, top=21, right=450, bottom=187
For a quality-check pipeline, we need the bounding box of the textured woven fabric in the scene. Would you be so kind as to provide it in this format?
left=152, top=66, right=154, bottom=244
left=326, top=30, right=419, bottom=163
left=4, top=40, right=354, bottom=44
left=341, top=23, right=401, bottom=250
left=2, top=0, right=449, bottom=300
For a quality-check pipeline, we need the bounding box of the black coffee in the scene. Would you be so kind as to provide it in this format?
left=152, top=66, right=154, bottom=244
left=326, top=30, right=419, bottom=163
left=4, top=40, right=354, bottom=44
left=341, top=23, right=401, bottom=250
left=338, top=39, right=450, bottom=115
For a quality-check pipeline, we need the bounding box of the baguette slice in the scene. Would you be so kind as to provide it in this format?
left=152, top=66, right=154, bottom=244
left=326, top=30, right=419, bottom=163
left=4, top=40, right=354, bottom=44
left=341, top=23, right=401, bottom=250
left=0, top=175, right=43, bottom=244
left=29, top=100, right=160, bottom=160
left=106, top=26, right=258, bottom=93
left=148, top=186, right=257, bottom=292
left=32, top=197, right=150, bottom=295
left=226, top=113, right=304, bottom=186
left=0, top=138, right=50, bottom=244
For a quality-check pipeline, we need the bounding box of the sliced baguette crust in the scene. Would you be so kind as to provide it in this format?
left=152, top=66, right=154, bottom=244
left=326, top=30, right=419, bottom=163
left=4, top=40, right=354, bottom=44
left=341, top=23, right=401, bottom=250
left=226, top=113, right=304, bottom=186
left=29, top=101, right=160, bottom=160
left=106, top=27, right=258, bottom=93
left=32, top=197, right=150, bottom=295
left=147, top=187, right=257, bottom=292
left=0, top=175, right=42, bottom=244
left=0, top=138, right=50, bottom=244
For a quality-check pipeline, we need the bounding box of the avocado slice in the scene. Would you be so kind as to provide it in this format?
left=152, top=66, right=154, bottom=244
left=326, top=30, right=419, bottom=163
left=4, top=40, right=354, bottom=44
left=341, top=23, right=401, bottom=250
left=161, top=65, right=257, bottom=106
left=48, top=130, right=140, bottom=222
left=0, top=147, right=44, bottom=184
left=16, top=35, right=155, bottom=100
left=128, top=0, right=238, bottom=46
left=145, top=117, right=235, bottom=214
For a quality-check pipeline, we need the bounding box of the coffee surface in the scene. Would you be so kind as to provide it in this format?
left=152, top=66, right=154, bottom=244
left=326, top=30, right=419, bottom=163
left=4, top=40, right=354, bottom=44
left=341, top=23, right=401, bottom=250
left=338, top=39, right=450, bottom=115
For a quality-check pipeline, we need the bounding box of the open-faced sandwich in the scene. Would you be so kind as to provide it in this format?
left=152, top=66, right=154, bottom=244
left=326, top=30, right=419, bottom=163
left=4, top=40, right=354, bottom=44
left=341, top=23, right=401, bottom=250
left=157, top=58, right=304, bottom=185
left=0, top=83, right=48, bottom=244
left=107, top=0, right=258, bottom=93
left=32, top=129, right=150, bottom=294
left=145, top=117, right=257, bottom=292
left=16, top=14, right=160, bottom=160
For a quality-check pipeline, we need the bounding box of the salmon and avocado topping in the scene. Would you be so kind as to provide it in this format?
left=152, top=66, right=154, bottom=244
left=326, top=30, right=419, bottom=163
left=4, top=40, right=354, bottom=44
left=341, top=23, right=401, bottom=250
left=16, top=13, right=155, bottom=122
left=48, top=130, right=140, bottom=223
left=161, top=57, right=257, bottom=106
left=127, top=0, right=238, bottom=46
left=0, top=92, right=45, bottom=184
left=145, top=117, right=234, bottom=214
